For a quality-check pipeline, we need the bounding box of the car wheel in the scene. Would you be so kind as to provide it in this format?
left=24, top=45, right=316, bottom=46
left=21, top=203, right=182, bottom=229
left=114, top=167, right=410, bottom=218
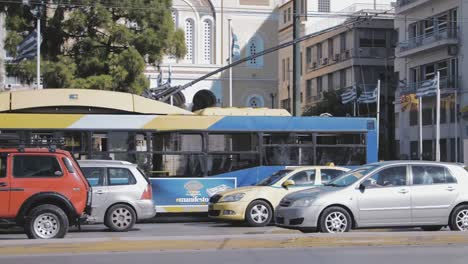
left=421, top=226, right=443, bottom=231
left=449, top=205, right=468, bottom=231
left=319, top=206, right=352, bottom=233
left=25, top=204, right=69, bottom=239
left=105, top=204, right=136, bottom=232
left=245, top=200, right=273, bottom=227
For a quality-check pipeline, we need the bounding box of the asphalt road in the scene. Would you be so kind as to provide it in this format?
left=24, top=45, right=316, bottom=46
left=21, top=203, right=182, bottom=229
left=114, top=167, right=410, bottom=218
left=1, top=245, right=467, bottom=264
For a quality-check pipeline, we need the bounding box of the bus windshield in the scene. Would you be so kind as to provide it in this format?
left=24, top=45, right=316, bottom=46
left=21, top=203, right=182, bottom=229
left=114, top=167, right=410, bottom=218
left=325, top=165, right=378, bottom=187
left=256, top=170, right=293, bottom=186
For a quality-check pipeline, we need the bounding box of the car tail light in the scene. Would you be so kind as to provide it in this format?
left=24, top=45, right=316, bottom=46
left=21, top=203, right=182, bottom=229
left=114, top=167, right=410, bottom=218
left=141, top=184, right=153, bottom=200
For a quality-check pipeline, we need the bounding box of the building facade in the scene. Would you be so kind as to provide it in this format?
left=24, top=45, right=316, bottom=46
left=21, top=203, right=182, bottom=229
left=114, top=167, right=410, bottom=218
left=394, top=0, right=463, bottom=163
left=147, top=0, right=280, bottom=111
left=277, top=1, right=396, bottom=158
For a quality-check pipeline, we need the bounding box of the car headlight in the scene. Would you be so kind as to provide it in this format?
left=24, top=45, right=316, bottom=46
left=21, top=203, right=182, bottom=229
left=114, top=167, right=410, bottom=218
left=291, top=198, right=315, bottom=207
left=220, top=193, right=245, bottom=202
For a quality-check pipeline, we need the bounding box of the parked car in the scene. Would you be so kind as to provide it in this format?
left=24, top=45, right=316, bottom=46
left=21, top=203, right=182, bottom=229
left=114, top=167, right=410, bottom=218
left=0, top=148, right=91, bottom=239
left=208, top=166, right=349, bottom=227
left=78, top=160, right=156, bottom=232
left=275, top=161, right=468, bottom=233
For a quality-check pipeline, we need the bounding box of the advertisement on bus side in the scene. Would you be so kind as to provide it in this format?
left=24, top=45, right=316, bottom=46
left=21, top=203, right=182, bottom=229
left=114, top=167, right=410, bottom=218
left=150, top=178, right=237, bottom=213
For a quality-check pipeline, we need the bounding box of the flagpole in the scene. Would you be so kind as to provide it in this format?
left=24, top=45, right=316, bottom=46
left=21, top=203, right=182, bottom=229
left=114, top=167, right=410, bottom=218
left=455, top=89, right=458, bottom=162
left=376, top=80, right=381, bottom=151
left=419, top=96, right=423, bottom=160
left=436, top=71, right=441, bottom=162
left=228, top=19, right=233, bottom=107
left=36, top=15, right=41, bottom=89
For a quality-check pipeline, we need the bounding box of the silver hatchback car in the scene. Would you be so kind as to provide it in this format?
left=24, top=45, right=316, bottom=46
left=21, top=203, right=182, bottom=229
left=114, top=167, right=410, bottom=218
left=79, top=160, right=156, bottom=231
left=276, top=161, right=468, bottom=233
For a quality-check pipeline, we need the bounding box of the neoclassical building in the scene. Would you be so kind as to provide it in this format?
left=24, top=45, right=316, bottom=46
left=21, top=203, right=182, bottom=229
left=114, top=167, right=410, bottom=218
left=145, top=0, right=279, bottom=111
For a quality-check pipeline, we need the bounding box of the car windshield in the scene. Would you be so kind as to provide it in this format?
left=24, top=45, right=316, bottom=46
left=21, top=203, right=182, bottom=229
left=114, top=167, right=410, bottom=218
left=256, top=169, right=293, bottom=186
left=325, top=165, right=379, bottom=187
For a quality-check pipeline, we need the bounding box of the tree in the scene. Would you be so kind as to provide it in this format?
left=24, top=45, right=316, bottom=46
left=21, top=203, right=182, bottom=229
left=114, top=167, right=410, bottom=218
left=302, top=91, right=349, bottom=117
left=1, top=0, right=185, bottom=93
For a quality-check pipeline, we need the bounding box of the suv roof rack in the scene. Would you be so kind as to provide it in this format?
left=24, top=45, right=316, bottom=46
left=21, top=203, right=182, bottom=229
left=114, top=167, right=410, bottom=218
left=0, top=136, right=65, bottom=153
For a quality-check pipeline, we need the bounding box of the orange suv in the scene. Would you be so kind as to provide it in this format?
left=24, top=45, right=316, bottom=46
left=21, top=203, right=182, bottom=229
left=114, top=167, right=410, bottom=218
left=0, top=147, right=91, bottom=239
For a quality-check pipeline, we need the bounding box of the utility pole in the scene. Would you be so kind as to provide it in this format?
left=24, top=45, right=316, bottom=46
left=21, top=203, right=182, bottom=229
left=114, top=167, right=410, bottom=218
left=23, top=0, right=43, bottom=89
left=292, top=0, right=301, bottom=116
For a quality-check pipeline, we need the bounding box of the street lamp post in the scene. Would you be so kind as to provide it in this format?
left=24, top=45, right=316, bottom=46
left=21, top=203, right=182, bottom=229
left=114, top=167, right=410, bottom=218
left=23, top=0, right=43, bottom=89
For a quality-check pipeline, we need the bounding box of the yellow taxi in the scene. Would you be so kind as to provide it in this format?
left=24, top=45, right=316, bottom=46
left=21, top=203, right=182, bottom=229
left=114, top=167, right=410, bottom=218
left=208, top=165, right=349, bottom=226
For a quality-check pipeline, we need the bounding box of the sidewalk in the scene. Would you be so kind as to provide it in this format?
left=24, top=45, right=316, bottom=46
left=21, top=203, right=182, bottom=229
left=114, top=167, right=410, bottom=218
left=1, top=231, right=468, bottom=256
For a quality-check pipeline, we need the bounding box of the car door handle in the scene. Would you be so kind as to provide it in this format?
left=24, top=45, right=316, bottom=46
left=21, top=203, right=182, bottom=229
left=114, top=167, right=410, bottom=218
left=398, top=189, right=409, bottom=194
left=95, top=190, right=105, bottom=195
left=446, top=186, right=456, bottom=191
left=0, top=182, right=7, bottom=187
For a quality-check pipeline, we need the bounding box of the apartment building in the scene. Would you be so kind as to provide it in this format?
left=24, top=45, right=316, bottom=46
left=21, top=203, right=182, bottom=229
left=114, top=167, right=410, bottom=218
left=394, top=0, right=462, bottom=162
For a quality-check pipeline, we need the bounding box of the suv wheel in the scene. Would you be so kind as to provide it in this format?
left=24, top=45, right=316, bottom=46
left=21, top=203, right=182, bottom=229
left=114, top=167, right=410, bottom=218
left=105, top=204, right=136, bottom=232
left=449, top=205, right=468, bottom=231
left=25, top=204, right=69, bottom=239
left=245, top=200, right=272, bottom=227
left=319, top=206, right=352, bottom=233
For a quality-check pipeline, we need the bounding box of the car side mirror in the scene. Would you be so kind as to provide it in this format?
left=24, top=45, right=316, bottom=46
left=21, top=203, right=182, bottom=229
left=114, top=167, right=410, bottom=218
left=54, top=171, right=63, bottom=177
left=359, top=179, right=372, bottom=192
left=359, top=183, right=366, bottom=192
left=282, top=180, right=295, bottom=189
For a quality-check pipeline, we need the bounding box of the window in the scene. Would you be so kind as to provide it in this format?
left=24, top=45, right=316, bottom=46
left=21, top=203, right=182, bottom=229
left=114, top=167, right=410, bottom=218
left=328, top=73, right=333, bottom=91
left=410, top=109, right=418, bottom=126
left=412, top=166, right=457, bottom=185
left=306, top=46, right=312, bottom=64
left=13, top=156, right=63, bottom=178
left=62, top=157, right=75, bottom=173
left=328, top=38, right=334, bottom=58
left=317, top=43, right=322, bottom=60
left=286, top=57, right=290, bottom=80
left=359, top=30, right=386, bottom=48
left=410, top=141, right=419, bottom=160
left=340, top=69, right=346, bottom=88
left=438, top=15, right=448, bottom=31
left=321, top=169, right=344, bottom=184
left=318, top=0, right=330, bottom=13
left=423, top=140, right=433, bottom=160
left=81, top=167, right=105, bottom=187
left=108, top=168, right=136, bottom=185
left=365, top=166, right=407, bottom=188
left=185, top=19, right=194, bottom=62
left=153, top=133, right=202, bottom=152
left=283, top=10, right=287, bottom=24
left=306, top=79, right=312, bottom=99
left=424, top=19, right=434, bottom=35
left=0, top=156, right=6, bottom=178
left=287, top=7, right=291, bottom=22
left=317, top=76, right=323, bottom=96
left=202, top=19, right=212, bottom=64
left=289, top=170, right=316, bottom=186
left=282, top=59, right=286, bottom=81
left=247, top=36, right=264, bottom=67
left=340, top=32, right=347, bottom=52
left=207, top=154, right=259, bottom=176
left=422, top=108, right=433, bottom=126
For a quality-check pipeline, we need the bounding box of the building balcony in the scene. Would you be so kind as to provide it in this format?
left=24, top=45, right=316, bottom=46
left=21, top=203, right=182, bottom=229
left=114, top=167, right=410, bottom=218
left=397, top=27, right=459, bottom=57
left=397, top=77, right=460, bottom=97
left=395, top=0, right=432, bottom=13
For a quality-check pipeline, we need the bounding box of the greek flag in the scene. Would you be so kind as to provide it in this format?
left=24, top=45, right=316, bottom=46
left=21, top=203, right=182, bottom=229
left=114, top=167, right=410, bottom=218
left=232, top=30, right=240, bottom=60
left=416, top=78, right=438, bottom=98
left=341, top=86, right=357, bottom=104
left=358, top=87, right=378, bottom=104
left=15, top=30, right=41, bottom=61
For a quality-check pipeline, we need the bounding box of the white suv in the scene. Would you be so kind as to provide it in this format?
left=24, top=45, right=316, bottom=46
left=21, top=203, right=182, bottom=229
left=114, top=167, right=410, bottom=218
left=78, top=160, right=156, bottom=232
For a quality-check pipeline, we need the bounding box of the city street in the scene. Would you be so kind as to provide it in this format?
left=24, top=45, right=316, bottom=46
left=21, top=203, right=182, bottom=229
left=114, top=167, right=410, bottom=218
left=1, top=246, right=468, bottom=264
left=1, top=219, right=468, bottom=264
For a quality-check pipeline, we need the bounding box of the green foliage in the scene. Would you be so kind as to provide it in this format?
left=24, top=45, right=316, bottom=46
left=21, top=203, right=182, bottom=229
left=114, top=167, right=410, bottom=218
left=302, top=91, right=349, bottom=117
left=1, top=0, right=185, bottom=93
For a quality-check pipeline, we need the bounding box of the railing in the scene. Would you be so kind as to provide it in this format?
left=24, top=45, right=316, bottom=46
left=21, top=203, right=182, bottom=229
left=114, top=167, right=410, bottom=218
left=306, top=48, right=391, bottom=71
left=396, top=0, right=417, bottom=8
left=398, top=27, right=458, bottom=53
left=398, top=77, right=460, bottom=95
